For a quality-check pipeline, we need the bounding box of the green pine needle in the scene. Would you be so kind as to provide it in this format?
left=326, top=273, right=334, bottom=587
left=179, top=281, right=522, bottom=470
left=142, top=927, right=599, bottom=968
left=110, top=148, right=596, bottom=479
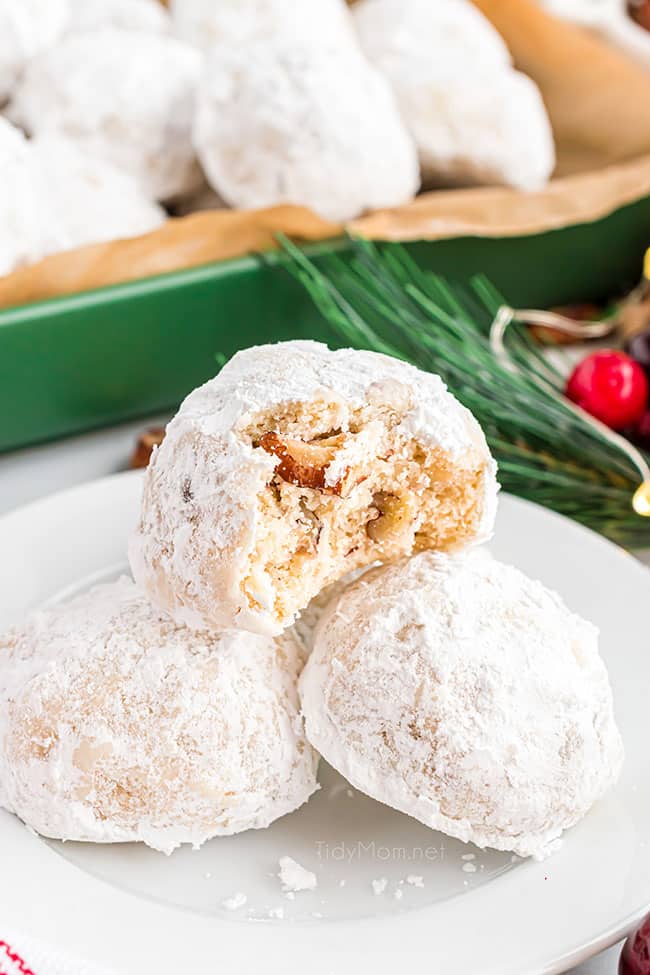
left=278, top=234, right=650, bottom=548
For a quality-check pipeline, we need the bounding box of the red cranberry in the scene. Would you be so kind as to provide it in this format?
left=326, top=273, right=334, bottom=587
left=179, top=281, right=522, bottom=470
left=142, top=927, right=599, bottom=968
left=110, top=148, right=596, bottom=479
left=620, top=915, right=650, bottom=974
left=566, top=350, right=648, bottom=431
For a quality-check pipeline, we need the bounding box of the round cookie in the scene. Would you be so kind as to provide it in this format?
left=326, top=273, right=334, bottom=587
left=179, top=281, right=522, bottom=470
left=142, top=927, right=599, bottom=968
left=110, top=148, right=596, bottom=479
left=129, top=340, right=498, bottom=636
left=353, top=0, right=555, bottom=191
left=9, top=29, right=202, bottom=201
left=192, top=32, right=419, bottom=221
left=300, top=551, right=623, bottom=859
left=28, top=136, right=165, bottom=257
left=1, top=134, right=165, bottom=275
left=0, top=578, right=318, bottom=853
left=0, top=0, right=68, bottom=101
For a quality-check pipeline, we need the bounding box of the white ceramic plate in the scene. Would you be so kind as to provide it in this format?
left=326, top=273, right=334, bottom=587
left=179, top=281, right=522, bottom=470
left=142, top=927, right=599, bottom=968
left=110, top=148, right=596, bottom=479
left=0, top=471, right=648, bottom=975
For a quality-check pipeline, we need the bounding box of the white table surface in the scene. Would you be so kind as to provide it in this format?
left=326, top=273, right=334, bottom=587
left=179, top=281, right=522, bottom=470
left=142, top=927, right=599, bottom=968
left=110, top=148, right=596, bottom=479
left=0, top=417, right=629, bottom=975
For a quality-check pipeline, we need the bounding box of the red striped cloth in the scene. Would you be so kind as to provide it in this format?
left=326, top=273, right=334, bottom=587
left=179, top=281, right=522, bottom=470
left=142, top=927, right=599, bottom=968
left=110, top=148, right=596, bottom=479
left=0, top=933, right=115, bottom=975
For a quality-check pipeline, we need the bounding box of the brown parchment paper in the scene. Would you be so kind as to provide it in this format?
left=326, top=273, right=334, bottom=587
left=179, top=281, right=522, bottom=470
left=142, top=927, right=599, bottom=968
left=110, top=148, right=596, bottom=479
left=351, top=154, right=650, bottom=240
left=3, top=0, right=650, bottom=310
left=473, top=0, right=650, bottom=176
left=0, top=206, right=341, bottom=310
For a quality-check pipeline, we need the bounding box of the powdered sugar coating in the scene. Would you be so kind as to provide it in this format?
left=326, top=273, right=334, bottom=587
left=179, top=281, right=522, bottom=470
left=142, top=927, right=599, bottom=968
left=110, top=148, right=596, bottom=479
left=29, top=136, right=165, bottom=255
left=1, top=134, right=165, bottom=276
left=170, top=0, right=355, bottom=51
left=0, top=578, right=319, bottom=853
left=291, top=568, right=372, bottom=652
left=129, top=341, right=498, bottom=635
left=353, top=0, right=555, bottom=191
left=356, top=0, right=512, bottom=74
left=65, top=0, right=170, bottom=35
left=300, top=551, right=623, bottom=859
left=0, top=114, right=25, bottom=161
left=9, top=29, right=203, bottom=201
left=193, top=33, right=419, bottom=221
left=0, top=0, right=69, bottom=100
left=0, top=118, right=39, bottom=276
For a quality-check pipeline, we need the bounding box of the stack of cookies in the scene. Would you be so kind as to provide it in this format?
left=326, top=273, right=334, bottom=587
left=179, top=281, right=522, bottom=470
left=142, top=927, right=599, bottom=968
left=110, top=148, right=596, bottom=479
left=0, top=341, right=622, bottom=859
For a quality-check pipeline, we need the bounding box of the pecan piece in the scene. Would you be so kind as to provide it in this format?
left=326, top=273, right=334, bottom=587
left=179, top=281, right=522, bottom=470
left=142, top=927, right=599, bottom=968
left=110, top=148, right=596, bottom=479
left=259, top=432, right=347, bottom=495
left=366, top=491, right=416, bottom=548
left=130, top=427, right=166, bottom=469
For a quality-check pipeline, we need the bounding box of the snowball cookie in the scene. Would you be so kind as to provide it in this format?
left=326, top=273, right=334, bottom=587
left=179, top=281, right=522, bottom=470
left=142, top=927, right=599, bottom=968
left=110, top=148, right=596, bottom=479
left=353, top=0, right=555, bottom=191
left=193, top=35, right=419, bottom=221
left=0, top=135, right=165, bottom=276
left=129, top=341, right=498, bottom=636
left=0, top=578, right=318, bottom=854
left=539, top=0, right=650, bottom=69
left=170, top=0, right=354, bottom=51
left=0, top=0, right=69, bottom=102
left=29, top=136, right=165, bottom=257
left=65, top=0, right=170, bottom=35
left=0, top=118, right=42, bottom=276
left=9, top=30, right=202, bottom=201
left=301, top=551, right=624, bottom=859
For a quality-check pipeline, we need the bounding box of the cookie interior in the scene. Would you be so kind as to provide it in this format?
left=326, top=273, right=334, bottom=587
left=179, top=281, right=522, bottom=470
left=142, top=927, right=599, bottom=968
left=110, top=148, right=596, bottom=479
left=240, top=389, right=488, bottom=628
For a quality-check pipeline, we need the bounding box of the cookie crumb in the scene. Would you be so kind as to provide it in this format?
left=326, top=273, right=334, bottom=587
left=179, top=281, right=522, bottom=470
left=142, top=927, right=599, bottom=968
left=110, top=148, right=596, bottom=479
left=406, top=874, right=424, bottom=887
left=278, top=855, right=317, bottom=892
left=221, top=892, right=247, bottom=911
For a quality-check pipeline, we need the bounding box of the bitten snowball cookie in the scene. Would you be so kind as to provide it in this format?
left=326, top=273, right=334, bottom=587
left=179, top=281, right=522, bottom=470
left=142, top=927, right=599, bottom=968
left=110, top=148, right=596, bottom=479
left=9, top=29, right=202, bottom=201
left=300, top=552, right=624, bottom=859
left=353, top=0, right=555, bottom=191
left=129, top=341, right=498, bottom=636
left=0, top=0, right=69, bottom=101
left=193, top=36, right=419, bottom=221
left=0, top=578, right=319, bottom=854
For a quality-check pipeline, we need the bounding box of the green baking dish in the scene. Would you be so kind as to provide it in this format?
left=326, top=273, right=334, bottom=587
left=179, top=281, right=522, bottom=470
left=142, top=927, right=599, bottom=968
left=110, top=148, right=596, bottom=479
left=1, top=194, right=649, bottom=455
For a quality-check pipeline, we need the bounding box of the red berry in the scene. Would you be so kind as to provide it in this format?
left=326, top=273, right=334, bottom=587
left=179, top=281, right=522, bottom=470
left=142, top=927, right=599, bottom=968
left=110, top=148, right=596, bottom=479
left=566, top=350, right=648, bottom=430
left=619, top=914, right=650, bottom=974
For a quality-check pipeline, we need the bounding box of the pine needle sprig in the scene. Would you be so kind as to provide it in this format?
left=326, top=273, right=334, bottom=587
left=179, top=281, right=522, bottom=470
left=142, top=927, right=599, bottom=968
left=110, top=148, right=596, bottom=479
left=279, top=235, right=650, bottom=548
